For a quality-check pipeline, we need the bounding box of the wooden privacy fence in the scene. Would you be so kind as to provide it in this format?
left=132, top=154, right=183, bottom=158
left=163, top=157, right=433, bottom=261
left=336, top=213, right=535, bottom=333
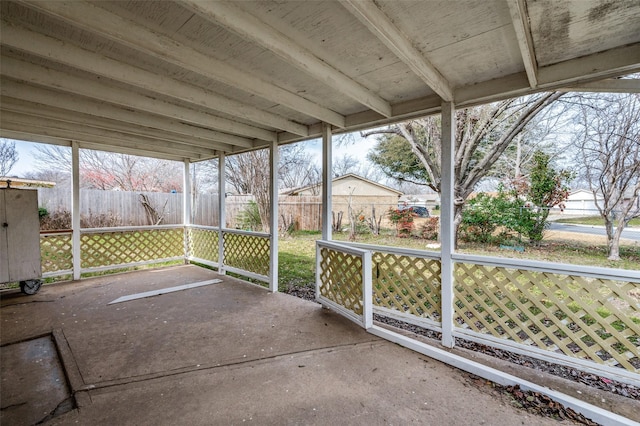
left=38, top=188, right=398, bottom=231
left=39, top=187, right=183, bottom=226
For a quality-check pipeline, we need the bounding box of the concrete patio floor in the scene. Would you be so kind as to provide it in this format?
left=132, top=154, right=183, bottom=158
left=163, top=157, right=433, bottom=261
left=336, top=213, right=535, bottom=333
left=0, top=265, right=603, bottom=425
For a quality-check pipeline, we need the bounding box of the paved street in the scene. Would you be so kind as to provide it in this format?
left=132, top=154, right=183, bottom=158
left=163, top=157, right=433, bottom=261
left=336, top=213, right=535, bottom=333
left=548, top=222, right=640, bottom=242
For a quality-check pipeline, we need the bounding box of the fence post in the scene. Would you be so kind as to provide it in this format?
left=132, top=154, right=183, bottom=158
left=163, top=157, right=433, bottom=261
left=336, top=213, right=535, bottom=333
left=71, top=142, right=81, bottom=280
left=440, top=101, right=456, bottom=348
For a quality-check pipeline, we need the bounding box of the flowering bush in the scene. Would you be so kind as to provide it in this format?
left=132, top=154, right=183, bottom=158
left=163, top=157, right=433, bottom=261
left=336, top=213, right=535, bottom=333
left=420, top=217, right=439, bottom=240
left=388, top=207, right=416, bottom=237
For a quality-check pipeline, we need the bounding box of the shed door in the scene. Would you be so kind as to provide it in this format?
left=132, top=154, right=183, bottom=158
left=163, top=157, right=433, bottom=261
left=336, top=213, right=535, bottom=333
left=1, top=189, right=41, bottom=282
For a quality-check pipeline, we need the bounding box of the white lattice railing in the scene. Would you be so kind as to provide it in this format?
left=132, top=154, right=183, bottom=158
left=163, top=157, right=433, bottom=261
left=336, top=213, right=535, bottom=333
left=348, top=242, right=442, bottom=331
left=316, top=240, right=372, bottom=328
left=221, top=229, right=271, bottom=283
left=39, top=225, right=272, bottom=284
left=323, top=241, right=640, bottom=384
left=186, top=225, right=220, bottom=267
left=451, top=254, right=640, bottom=378
left=80, top=225, right=184, bottom=273
left=40, top=230, right=73, bottom=278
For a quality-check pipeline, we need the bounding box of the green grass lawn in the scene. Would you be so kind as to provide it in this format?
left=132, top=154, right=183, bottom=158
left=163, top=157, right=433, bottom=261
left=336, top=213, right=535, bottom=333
left=555, top=215, right=640, bottom=227
left=278, top=228, right=640, bottom=291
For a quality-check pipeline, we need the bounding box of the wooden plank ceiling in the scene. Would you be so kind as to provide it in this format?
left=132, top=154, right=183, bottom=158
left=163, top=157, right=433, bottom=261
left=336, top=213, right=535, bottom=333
left=1, top=0, right=639, bottom=161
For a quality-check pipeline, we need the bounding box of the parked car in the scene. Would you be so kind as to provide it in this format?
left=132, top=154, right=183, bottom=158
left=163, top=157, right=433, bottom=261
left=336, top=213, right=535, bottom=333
left=398, top=205, right=430, bottom=218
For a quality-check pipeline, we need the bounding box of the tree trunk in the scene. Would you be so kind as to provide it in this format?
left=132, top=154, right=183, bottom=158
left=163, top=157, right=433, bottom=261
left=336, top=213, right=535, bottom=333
left=608, top=216, right=628, bottom=261
left=453, top=203, right=464, bottom=249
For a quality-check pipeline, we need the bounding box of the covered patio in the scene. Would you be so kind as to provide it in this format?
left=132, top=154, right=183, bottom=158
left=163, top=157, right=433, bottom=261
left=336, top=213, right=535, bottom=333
left=1, top=0, right=639, bottom=424
left=2, top=265, right=635, bottom=425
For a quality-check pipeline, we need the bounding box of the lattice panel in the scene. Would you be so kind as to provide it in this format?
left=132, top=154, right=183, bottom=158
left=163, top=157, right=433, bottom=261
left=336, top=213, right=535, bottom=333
left=223, top=233, right=270, bottom=276
left=454, top=263, right=640, bottom=372
left=40, top=233, right=73, bottom=274
left=372, top=251, right=441, bottom=321
left=188, top=228, right=219, bottom=263
left=81, top=228, right=184, bottom=269
left=318, top=247, right=364, bottom=315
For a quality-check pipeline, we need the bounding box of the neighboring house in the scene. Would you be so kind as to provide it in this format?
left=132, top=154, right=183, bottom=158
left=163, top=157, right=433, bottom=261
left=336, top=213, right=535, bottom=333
left=398, top=192, right=440, bottom=210
left=283, top=173, right=403, bottom=222
left=0, top=177, right=55, bottom=189
left=621, top=188, right=640, bottom=214
left=559, top=189, right=602, bottom=216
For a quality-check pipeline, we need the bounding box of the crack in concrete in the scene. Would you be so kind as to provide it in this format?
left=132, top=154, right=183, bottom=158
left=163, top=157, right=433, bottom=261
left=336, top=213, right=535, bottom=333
left=0, top=401, right=27, bottom=411
left=34, top=396, right=75, bottom=425
left=79, top=340, right=384, bottom=393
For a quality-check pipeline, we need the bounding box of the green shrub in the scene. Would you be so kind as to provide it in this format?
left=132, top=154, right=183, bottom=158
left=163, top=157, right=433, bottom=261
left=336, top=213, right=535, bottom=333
left=237, top=200, right=262, bottom=231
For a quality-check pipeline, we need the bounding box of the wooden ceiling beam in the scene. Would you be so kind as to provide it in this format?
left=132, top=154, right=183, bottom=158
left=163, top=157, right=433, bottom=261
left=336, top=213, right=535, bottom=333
left=0, top=24, right=309, bottom=137
left=0, top=111, right=217, bottom=159
left=0, top=56, right=272, bottom=144
left=18, top=0, right=346, bottom=128
left=1, top=80, right=251, bottom=151
left=1, top=97, right=233, bottom=153
left=340, top=0, right=453, bottom=102
left=181, top=0, right=393, bottom=118
left=558, top=78, right=640, bottom=93
left=536, top=44, right=640, bottom=89
left=0, top=127, right=190, bottom=162
left=506, top=0, right=538, bottom=88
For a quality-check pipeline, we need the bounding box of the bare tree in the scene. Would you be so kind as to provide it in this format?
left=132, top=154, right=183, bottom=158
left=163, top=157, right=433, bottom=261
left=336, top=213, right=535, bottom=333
left=226, top=144, right=322, bottom=231
left=332, top=153, right=385, bottom=183
left=33, top=145, right=182, bottom=191
left=574, top=93, right=640, bottom=260
left=226, top=149, right=271, bottom=231
left=33, top=145, right=183, bottom=225
left=365, top=92, right=564, bottom=246
left=24, top=169, right=71, bottom=187
left=333, top=155, right=360, bottom=177
left=0, top=139, right=19, bottom=177
left=279, top=143, right=321, bottom=191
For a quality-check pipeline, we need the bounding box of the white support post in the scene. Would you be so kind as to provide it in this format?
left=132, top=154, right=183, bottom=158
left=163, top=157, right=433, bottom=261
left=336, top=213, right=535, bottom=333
left=269, top=140, right=279, bottom=292
left=440, top=101, right=456, bottom=348
left=183, top=159, right=192, bottom=264
left=218, top=153, right=226, bottom=276
left=71, top=141, right=81, bottom=280
left=321, top=123, right=332, bottom=241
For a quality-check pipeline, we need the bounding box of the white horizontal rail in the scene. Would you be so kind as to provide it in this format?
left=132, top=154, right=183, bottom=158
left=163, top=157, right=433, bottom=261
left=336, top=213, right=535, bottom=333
left=40, top=230, right=73, bottom=236
left=81, top=224, right=183, bottom=234
left=42, top=269, right=73, bottom=279
left=187, top=224, right=220, bottom=231
left=223, top=265, right=269, bottom=283
left=81, top=257, right=183, bottom=274
left=453, top=253, right=640, bottom=282
left=187, top=257, right=219, bottom=270
left=317, top=239, right=370, bottom=257
left=373, top=306, right=442, bottom=332
left=341, top=241, right=441, bottom=260
left=222, top=228, right=270, bottom=238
